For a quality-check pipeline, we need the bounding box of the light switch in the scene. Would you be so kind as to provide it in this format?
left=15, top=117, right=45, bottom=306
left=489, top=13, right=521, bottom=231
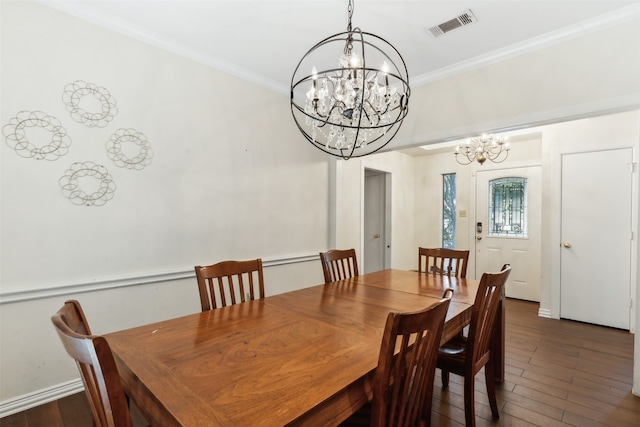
left=459, top=210, right=467, bottom=217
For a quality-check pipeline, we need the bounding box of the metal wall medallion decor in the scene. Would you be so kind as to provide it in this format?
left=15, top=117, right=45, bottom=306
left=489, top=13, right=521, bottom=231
left=2, top=110, right=71, bottom=160
left=62, top=80, right=118, bottom=128
left=59, top=161, right=116, bottom=206
left=106, top=128, right=153, bottom=170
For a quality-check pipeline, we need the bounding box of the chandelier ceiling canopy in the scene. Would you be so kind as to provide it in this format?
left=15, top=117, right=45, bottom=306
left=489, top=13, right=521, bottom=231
left=290, top=0, right=410, bottom=160
left=454, top=133, right=510, bottom=165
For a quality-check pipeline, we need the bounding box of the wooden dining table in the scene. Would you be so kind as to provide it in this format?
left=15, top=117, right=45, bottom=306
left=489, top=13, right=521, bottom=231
left=105, top=269, right=503, bottom=427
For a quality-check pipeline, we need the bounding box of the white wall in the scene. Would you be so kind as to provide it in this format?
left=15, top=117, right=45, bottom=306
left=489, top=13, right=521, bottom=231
left=413, top=134, right=543, bottom=279
left=389, top=18, right=640, bottom=150
left=410, top=111, right=640, bottom=397
left=2, top=0, right=640, bottom=414
left=0, top=0, right=329, bottom=410
left=334, top=151, right=416, bottom=271
left=538, top=111, right=640, bottom=320
left=539, top=110, right=640, bottom=395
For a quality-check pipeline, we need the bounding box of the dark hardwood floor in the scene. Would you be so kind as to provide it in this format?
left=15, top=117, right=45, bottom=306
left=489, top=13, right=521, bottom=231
left=2, top=299, right=638, bottom=426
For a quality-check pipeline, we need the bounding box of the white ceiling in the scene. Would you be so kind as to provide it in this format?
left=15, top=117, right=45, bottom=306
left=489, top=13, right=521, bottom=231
left=41, top=0, right=640, bottom=95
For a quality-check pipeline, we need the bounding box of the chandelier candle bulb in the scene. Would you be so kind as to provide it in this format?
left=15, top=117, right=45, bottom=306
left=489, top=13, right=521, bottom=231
left=312, top=67, right=318, bottom=93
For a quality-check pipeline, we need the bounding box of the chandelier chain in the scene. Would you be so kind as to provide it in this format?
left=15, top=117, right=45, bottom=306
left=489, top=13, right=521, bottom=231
left=347, top=0, right=353, bottom=32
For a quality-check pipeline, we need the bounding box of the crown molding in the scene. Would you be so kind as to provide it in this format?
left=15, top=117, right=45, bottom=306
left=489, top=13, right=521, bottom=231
left=35, top=2, right=639, bottom=93
left=34, top=0, right=288, bottom=94
left=411, top=3, right=640, bottom=86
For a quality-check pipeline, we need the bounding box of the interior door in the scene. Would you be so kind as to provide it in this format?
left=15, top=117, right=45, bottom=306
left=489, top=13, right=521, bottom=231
left=475, top=166, right=541, bottom=301
left=364, top=170, right=385, bottom=273
left=560, top=148, right=632, bottom=330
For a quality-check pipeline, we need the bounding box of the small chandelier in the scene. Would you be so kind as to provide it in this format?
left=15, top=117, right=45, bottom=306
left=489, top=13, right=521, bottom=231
left=290, top=0, right=410, bottom=160
left=454, top=133, right=509, bottom=165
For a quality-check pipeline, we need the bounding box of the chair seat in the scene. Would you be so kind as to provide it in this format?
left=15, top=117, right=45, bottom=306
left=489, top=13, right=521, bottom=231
left=438, top=335, right=467, bottom=357
left=436, top=264, right=511, bottom=427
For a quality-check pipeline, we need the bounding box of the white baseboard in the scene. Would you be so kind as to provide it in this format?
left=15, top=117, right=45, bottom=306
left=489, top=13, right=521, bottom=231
left=0, top=378, right=84, bottom=418
left=538, top=307, right=552, bottom=318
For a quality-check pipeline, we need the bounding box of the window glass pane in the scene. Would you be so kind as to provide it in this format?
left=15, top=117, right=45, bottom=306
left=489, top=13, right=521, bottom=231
left=488, top=177, right=527, bottom=237
left=442, top=173, right=456, bottom=248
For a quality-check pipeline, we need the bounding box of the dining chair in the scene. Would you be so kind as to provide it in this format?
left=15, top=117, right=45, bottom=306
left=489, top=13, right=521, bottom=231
left=51, top=300, right=133, bottom=427
left=194, top=258, right=265, bottom=311
left=319, top=248, right=359, bottom=283
left=418, top=247, right=469, bottom=278
left=341, top=289, right=454, bottom=427
left=437, top=264, right=511, bottom=427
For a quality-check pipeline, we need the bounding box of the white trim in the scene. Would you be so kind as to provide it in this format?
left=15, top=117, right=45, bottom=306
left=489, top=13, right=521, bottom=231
left=0, top=379, right=84, bottom=418
left=538, top=307, right=552, bottom=318
left=34, top=0, right=286, bottom=94
left=389, top=97, right=640, bottom=150
left=35, top=2, right=640, bottom=94
left=411, top=4, right=640, bottom=86
left=0, top=254, right=319, bottom=304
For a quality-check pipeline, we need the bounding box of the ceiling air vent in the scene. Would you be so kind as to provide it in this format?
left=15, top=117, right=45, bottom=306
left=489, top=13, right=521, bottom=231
left=427, top=9, right=477, bottom=38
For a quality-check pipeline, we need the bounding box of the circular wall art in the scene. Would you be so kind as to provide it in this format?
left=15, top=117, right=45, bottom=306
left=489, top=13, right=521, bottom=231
left=106, top=128, right=153, bottom=170
left=59, top=161, right=116, bottom=206
left=62, top=80, right=118, bottom=128
left=2, top=111, right=71, bottom=160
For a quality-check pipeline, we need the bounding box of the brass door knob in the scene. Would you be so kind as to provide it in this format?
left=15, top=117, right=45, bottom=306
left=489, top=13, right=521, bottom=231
left=562, top=242, right=572, bottom=248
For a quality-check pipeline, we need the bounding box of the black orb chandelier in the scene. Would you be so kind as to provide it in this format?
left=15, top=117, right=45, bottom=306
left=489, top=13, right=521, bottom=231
left=290, top=0, right=410, bottom=160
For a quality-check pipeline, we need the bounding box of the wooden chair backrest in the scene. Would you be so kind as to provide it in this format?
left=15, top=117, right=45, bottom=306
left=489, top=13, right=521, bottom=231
left=319, top=249, right=359, bottom=283
left=371, top=292, right=453, bottom=427
left=195, top=258, right=265, bottom=311
left=466, top=264, right=511, bottom=374
left=418, top=247, right=469, bottom=278
left=51, top=300, right=132, bottom=427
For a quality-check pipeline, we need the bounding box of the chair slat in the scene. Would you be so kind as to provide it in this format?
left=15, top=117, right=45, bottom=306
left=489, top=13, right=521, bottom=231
left=418, top=247, right=470, bottom=278
left=195, top=259, right=265, bottom=311
left=319, top=249, right=359, bottom=283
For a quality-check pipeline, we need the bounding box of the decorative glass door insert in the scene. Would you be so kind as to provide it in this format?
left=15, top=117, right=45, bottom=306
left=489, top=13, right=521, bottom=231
left=488, top=177, right=527, bottom=237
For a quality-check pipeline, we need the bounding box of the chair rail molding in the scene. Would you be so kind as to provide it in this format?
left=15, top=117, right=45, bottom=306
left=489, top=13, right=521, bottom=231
left=0, top=253, right=319, bottom=304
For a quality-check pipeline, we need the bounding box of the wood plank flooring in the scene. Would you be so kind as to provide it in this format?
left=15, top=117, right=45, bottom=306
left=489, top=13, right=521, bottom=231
left=2, top=299, right=638, bottom=426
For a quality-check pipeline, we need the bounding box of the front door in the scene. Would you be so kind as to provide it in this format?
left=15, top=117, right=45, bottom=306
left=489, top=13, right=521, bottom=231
left=475, top=166, right=542, bottom=301
left=560, top=148, right=633, bottom=330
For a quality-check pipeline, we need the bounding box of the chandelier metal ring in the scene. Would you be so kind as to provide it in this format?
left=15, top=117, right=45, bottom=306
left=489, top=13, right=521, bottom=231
left=290, top=1, right=410, bottom=160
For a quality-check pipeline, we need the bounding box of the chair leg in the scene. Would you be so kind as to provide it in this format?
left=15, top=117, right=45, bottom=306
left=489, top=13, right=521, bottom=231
left=463, top=375, right=476, bottom=427
left=441, top=369, right=449, bottom=388
left=484, top=361, right=500, bottom=419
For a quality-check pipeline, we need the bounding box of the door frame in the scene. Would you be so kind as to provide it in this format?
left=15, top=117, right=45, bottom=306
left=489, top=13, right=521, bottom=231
left=360, top=166, right=391, bottom=271
left=559, top=148, right=634, bottom=329
left=550, top=147, right=638, bottom=332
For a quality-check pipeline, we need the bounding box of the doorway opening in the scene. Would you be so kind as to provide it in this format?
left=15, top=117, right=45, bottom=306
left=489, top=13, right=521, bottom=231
left=364, top=169, right=391, bottom=273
